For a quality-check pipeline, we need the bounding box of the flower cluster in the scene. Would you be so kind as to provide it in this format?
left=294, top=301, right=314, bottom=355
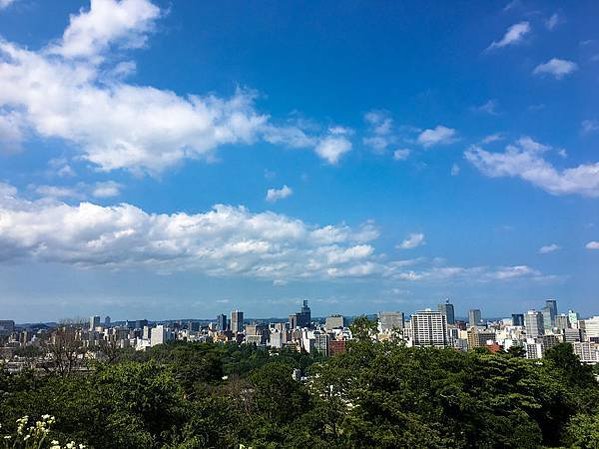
left=1, top=415, right=85, bottom=449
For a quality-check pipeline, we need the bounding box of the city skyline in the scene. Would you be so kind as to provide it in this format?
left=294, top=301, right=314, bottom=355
left=1, top=0, right=598, bottom=322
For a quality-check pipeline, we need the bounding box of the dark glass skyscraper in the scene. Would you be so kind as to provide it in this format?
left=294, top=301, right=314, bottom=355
left=297, top=300, right=312, bottom=328
left=217, top=314, right=227, bottom=331
left=437, top=300, right=455, bottom=325
left=512, top=313, right=525, bottom=326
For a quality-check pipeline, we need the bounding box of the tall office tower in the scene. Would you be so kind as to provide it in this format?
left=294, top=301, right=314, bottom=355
left=555, top=314, right=570, bottom=330
left=411, top=309, right=448, bottom=347
left=512, top=313, right=525, bottom=327
left=437, top=300, right=455, bottom=325
left=89, top=315, right=100, bottom=331
left=468, top=309, right=482, bottom=326
left=542, top=306, right=554, bottom=331
left=545, top=299, right=558, bottom=325
left=216, top=314, right=228, bottom=331
left=378, top=311, right=405, bottom=332
left=297, top=300, right=312, bottom=328
left=231, top=310, right=244, bottom=333
left=288, top=313, right=298, bottom=329
left=325, top=314, right=345, bottom=330
left=568, top=310, right=580, bottom=328
left=104, top=316, right=111, bottom=327
left=525, top=310, right=545, bottom=338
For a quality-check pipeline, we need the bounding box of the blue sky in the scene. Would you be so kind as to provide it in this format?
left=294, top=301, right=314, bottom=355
left=0, top=0, right=598, bottom=322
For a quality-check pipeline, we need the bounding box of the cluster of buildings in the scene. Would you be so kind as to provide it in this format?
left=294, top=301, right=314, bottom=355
left=1, top=298, right=598, bottom=373
left=400, top=299, right=599, bottom=363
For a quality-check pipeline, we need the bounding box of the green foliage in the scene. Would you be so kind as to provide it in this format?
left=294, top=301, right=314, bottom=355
left=1, top=340, right=597, bottom=448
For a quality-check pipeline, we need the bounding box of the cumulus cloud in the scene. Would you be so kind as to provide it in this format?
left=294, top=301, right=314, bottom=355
left=487, top=21, right=530, bottom=51
left=586, top=241, right=599, bottom=250
left=363, top=110, right=395, bottom=153
left=0, top=182, right=384, bottom=281
left=266, top=185, right=293, bottom=203
left=0, top=0, right=353, bottom=174
left=47, top=0, right=161, bottom=60
left=533, top=58, right=578, bottom=79
left=465, top=137, right=599, bottom=197
left=398, top=233, right=425, bottom=250
left=0, top=182, right=551, bottom=285
left=393, top=149, right=411, bottom=161
left=417, top=126, right=457, bottom=148
left=539, top=243, right=560, bottom=254
left=314, top=128, right=352, bottom=164
left=92, top=181, right=122, bottom=198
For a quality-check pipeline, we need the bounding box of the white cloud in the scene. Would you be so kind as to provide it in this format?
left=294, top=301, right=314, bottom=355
left=451, top=164, right=460, bottom=176
left=33, top=185, right=83, bottom=199
left=393, top=148, right=411, bottom=161
left=545, top=13, right=560, bottom=31
left=481, top=133, right=504, bottom=144
left=582, top=119, right=599, bottom=134
left=0, top=0, right=16, bottom=9
left=465, top=136, right=599, bottom=197
left=92, top=181, right=122, bottom=198
left=363, top=110, right=395, bottom=152
left=398, top=233, right=425, bottom=250
left=472, top=99, right=499, bottom=115
left=314, top=129, right=352, bottom=164
left=0, top=1, right=352, bottom=173
left=539, top=243, right=560, bottom=254
left=0, top=182, right=384, bottom=281
left=487, top=21, right=530, bottom=50
left=533, top=58, right=578, bottom=79
left=0, top=183, right=553, bottom=285
left=47, top=0, right=161, bottom=60
left=417, top=126, right=457, bottom=148
left=266, top=185, right=293, bottom=203
left=0, top=111, right=24, bottom=153
left=586, top=241, right=599, bottom=250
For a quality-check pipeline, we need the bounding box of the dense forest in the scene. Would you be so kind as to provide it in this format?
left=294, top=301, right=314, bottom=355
left=1, top=319, right=598, bottom=449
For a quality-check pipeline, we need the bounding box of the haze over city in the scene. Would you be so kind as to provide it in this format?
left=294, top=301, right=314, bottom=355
left=0, top=0, right=598, bottom=322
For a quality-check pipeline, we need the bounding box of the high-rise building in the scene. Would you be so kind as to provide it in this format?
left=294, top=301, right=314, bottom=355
left=467, top=327, right=496, bottom=349
left=297, top=300, right=312, bottom=328
left=135, top=319, right=148, bottom=329
left=555, top=314, right=570, bottom=330
left=411, top=309, right=448, bottom=347
left=231, top=310, right=244, bottom=333
left=216, top=314, right=228, bottom=331
left=468, top=309, right=482, bottom=326
left=104, top=316, right=111, bottom=327
left=545, top=299, right=558, bottom=325
left=511, top=313, right=525, bottom=327
left=325, top=314, right=345, bottom=330
left=542, top=306, right=554, bottom=331
left=525, top=310, right=545, bottom=338
left=314, top=332, right=330, bottom=356
left=89, top=315, right=100, bottom=331
left=568, top=310, right=580, bottom=328
left=378, top=312, right=405, bottom=332
left=288, top=313, right=298, bottom=329
left=438, top=300, right=455, bottom=325
left=583, top=316, right=599, bottom=339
